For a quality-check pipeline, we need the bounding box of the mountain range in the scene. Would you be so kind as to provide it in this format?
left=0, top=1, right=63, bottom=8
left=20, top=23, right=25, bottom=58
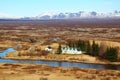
left=1, top=11, right=120, bottom=20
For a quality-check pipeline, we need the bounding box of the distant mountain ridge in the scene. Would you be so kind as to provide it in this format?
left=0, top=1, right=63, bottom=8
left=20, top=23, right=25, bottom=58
left=21, top=11, right=120, bottom=20
left=0, top=11, right=120, bottom=20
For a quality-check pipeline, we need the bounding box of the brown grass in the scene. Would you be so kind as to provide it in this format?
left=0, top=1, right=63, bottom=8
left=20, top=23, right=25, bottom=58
left=0, top=63, right=120, bottom=80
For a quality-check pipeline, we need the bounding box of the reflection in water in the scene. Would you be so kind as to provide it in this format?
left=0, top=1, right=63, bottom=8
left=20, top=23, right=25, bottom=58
left=58, top=62, right=62, bottom=66
left=104, top=64, right=118, bottom=70
left=0, top=59, right=120, bottom=70
left=18, top=60, right=35, bottom=64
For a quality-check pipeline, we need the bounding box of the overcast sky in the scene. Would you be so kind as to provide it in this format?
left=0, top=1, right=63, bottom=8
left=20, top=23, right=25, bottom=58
left=0, top=0, right=120, bottom=17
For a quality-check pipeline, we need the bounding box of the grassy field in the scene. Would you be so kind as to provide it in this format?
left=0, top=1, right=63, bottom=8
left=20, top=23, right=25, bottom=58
left=0, top=63, right=120, bottom=80
left=0, top=19, right=120, bottom=80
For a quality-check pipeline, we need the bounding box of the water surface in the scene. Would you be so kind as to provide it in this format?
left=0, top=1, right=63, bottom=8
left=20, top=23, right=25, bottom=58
left=0, top=48, right=16, bottom=57
left=0, top=59, right=119, bottom=70
left=0, top=48, right=120, bottom=70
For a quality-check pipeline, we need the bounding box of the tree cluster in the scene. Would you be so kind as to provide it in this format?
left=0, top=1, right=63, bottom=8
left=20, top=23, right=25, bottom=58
left=103, top=47, right=118, bottom=62
left=67, top=40, right=118, bottom=62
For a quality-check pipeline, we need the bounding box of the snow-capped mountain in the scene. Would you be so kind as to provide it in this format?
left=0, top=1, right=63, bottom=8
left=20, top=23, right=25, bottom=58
left=33, top=11, right=120, bottom=19
left=0, top=11, right=120, bottom=19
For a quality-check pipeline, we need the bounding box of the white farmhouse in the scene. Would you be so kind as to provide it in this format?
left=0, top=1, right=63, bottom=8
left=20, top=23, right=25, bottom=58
left=62, top=46, right=82, bottom=54
left=45, top=45, right=53, bottom=52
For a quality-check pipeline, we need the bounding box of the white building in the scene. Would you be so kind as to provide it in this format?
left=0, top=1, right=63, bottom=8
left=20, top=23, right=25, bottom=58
left=44, top=45, right=82, bottom=54
left=45, top=45, right=53, bottom=52
left=62, top=46, right=82, bottom=54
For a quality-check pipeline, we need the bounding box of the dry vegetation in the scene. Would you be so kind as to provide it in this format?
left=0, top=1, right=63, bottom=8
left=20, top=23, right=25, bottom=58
left=0, top=19, right=120, bottom=60
left=0, top=19, right=120, bottom=80
left=4, top=54, right=112, bottom=65
left=0, top=63, right=120, bottom=80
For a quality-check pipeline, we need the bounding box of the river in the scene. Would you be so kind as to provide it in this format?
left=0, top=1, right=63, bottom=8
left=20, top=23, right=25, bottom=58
left=0, top=58, right=120, bottom=70
left=0, top=48, right=120, bottom=70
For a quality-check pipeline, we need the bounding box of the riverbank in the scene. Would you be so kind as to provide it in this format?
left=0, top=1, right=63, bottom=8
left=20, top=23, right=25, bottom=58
left=0, top=63, right=120, bottom=80
left=3, top=54, right=120, bottom=65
